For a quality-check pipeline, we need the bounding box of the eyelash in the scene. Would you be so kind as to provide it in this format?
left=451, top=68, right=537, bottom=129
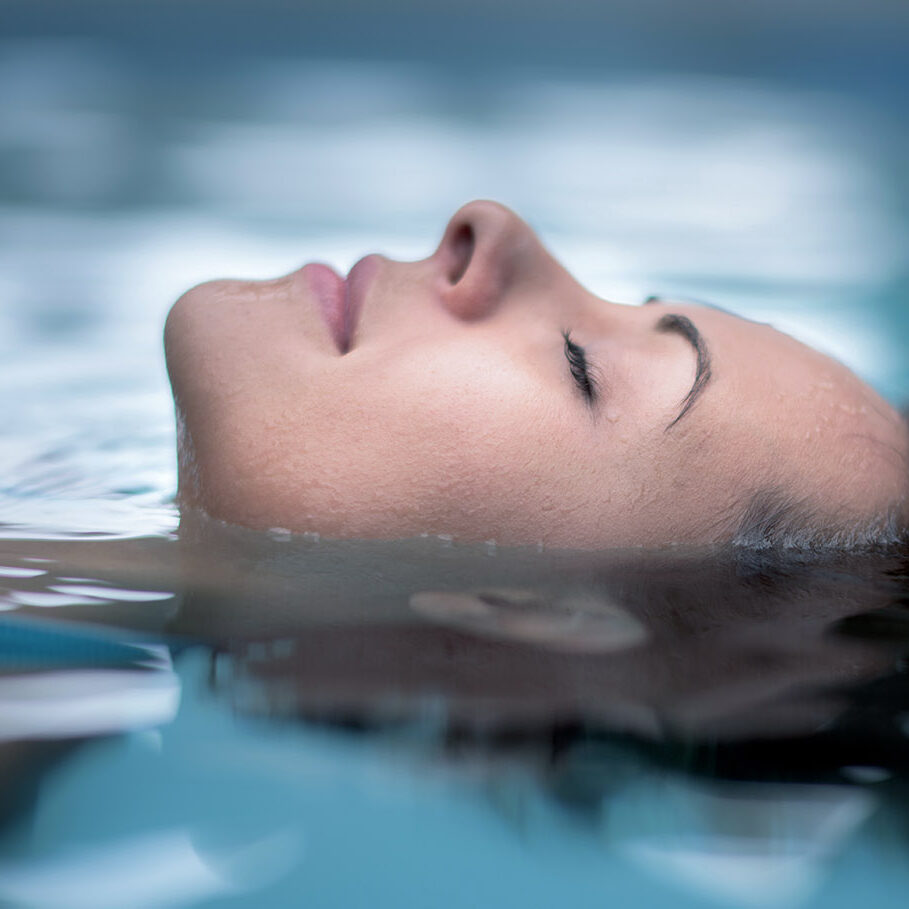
left=561, top=330, right=599, bottom=403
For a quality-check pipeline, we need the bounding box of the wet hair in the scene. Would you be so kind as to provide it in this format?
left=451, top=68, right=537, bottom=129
left=730, top=407, right=909, bottom=551
left=732, top=486, right=909, bottom=552
left=733, top=487, right=909, bottom=551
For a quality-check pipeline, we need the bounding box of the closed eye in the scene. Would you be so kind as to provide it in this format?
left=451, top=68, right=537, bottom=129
left=562, top=330, right=599, bottom=404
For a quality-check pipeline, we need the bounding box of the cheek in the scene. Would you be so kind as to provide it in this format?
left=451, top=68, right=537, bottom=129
left=309, top=353, right=581, bottom=535
left=230, top=346, right=602, bottom=540
left=176, top=332, right=639, bottom=545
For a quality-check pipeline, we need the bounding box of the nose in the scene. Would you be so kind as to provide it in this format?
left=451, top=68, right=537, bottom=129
left=434, top=200, right=539, bottom=321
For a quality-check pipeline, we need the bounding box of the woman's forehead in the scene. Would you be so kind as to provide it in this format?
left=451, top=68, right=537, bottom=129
left=681, top=302, right=856, bottom=390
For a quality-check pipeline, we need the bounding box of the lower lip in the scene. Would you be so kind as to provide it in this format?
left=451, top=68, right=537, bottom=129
left=303, top=256, right=378, bottom=354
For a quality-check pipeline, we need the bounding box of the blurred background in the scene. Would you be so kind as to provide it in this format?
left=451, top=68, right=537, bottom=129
left=2, top=0, right=909, bottom=535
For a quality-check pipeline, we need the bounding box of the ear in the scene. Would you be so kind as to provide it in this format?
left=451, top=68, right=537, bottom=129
left=409, top=587, right=646, bottom=653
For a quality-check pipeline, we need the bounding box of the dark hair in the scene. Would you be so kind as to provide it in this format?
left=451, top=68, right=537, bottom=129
left=733, top=487, right=909, bottom=551
left=728, top=407, right=909, bottom=551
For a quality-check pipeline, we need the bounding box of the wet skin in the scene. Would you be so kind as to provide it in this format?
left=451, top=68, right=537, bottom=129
left=164, top=201, right=909, bottom=547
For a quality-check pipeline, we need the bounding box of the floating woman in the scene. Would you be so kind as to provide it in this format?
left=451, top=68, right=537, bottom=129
left=164, top=201, right=909, bottom=550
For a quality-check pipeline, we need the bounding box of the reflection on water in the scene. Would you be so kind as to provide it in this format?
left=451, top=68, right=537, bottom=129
left=0, top=826, right=302, bottom=909
left=0, top=616, right=177, bottom=742
left=3, top=519, right=909, bottom=906
left=611, top=778, right=876, bottom=907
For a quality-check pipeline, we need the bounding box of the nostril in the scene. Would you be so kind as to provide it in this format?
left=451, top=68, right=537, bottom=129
left=448, top=223, right=474, bottom=285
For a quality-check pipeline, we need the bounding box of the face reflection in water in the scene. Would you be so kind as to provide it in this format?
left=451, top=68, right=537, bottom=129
left=164, top=201, right=909, bottom=548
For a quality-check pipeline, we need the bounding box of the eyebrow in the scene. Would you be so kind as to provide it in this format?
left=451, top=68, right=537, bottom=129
left=653, top=313, right=713, bottom=430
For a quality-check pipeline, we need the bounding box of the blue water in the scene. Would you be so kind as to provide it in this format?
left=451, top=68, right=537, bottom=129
left=2, top=2, right=909, bottom=906
left=1, top=654, right=900, bottom=909
left=2, top=596, right=909, bottom=909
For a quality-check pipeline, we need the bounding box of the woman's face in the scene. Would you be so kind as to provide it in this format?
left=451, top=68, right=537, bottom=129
left=164, top=201, right=908, bottom=547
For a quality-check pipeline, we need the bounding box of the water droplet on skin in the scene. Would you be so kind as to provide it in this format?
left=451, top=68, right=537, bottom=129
left=268, top=527, right=292, bottom=542
left=302, top=531, right=321, bottom=543
left=484, top=540, right=497, bottom=556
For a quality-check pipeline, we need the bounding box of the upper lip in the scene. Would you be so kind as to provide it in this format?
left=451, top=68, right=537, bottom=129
left=342, top=254, right=378, bottom=353
left=305, top=254, right=378, bottom=354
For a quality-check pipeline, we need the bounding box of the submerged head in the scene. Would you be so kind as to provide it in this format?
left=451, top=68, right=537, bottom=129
left=164, top=200, right=909, bottom=549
